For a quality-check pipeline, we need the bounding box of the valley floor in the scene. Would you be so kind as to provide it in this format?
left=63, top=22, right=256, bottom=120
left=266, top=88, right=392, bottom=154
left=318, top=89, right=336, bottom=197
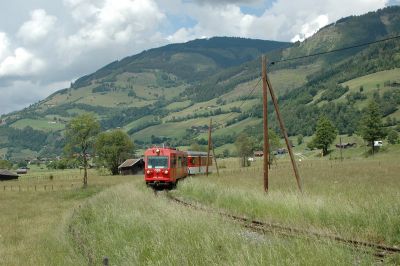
left=1, top=155, right=399, bottom=265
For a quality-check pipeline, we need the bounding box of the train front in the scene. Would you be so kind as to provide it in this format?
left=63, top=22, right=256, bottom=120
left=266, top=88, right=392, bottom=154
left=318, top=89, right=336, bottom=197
left=144, top=147, right=172, bottom=187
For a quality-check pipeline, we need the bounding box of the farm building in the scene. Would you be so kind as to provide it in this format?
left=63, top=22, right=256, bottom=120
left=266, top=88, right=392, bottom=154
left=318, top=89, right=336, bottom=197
left=0, top=169, right=19, bottom=181
left=254, top=151, right=264, bottom=157
left=335, top=142, right=356, bottom=149
left=118, top=158, right=145, bottom=175
left=16, top=168, right=28, bottom=174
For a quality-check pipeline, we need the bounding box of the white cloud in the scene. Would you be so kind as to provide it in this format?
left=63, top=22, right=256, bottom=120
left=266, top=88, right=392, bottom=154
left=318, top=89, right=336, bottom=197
left=17, top=9, right=57, bottom=43
left=167, top=4, right=277, bottom=42
left=167, top=0, right=388, bottom=42
left=0, top=48, right=45, bottom=77
left=265, top=0, right=388, bottom=41
left=60, top=0, right=166, bottom=61
left=0, top=32, right=10, bottom=61
left=291, top=15, right=329, bottom=42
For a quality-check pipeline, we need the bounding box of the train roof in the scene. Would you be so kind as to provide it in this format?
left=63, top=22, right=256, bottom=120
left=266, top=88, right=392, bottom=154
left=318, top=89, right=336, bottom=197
left=186, top=151, right=209, bottom=156
left=144, top=147, right=186, bottom=156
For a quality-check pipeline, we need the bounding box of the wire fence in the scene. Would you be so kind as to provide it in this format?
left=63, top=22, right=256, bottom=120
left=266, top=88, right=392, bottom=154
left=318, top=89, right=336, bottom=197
left=1, top=182, right=82, bottom=192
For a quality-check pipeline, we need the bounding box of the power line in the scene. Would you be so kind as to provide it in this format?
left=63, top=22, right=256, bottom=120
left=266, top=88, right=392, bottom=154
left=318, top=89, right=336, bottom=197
left=214, top=77, right=261, bottom=125
left=270, top=34, right=400, bottom=65
left=178, top=34, right=400, bottom=131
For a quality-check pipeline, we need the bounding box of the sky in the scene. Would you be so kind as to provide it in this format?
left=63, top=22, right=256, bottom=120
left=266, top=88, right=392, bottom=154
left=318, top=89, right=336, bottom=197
left=0, top=0, right=399, bottom=115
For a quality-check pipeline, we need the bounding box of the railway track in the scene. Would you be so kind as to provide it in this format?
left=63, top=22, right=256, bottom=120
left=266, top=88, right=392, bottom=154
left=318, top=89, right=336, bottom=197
left=166, top=193, right=400, bottom=261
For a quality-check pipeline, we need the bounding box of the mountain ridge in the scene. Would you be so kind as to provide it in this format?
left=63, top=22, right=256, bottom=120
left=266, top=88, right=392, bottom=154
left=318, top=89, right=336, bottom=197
left=1, top=6, right=400, bottom=160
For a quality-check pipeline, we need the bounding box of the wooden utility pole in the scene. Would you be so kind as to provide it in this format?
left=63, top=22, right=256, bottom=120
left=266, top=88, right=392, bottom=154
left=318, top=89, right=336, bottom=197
left=211, top=144, right=220, bottom=176
left=261, top=56, right=269, bottom=192
left=206, top=118, right=212, bottom=176
left=264, top=62, right=302, bottom=192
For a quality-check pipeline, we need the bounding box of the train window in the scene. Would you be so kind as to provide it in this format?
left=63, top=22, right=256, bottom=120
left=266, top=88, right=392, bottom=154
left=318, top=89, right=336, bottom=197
left=171, top=156, right=177, bottom=167
left=182, top=156, right=187, bottom=166
left=201, top=157, right=207, bottom=165
left=189, top=157, right=195, bottom=165
left=147, top=156, right=168, bottom=169
left=177, top=156, right=182, bottom=167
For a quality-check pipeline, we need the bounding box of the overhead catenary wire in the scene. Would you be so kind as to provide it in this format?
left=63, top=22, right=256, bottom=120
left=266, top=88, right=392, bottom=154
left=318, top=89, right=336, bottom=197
left=213, top=77, right=262, bottom=125
left=270, top=34, right=400, bottom=65
left=186, top=77, right=262, bottom=129
left=216, top=34, right=400, bottom=126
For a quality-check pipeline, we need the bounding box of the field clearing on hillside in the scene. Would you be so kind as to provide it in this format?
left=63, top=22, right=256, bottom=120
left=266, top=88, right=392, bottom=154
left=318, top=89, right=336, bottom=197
left=163, top=98, right=219, bottom=120
left=135, top=114, right=234, bottom=141
left=342, top=68, right=400, bottom=91
left=221, top=79, right=260, bottom=100
left=76, top=91, right=150, bottom=108
left=268, top=66, right=319, bottom=94
left=165, top=100, right=192, bottom=111
left=10, top=118, right=65, bottom=131
left=390, top=108, right=400, bottom=120
left=198, top=117, right=261, bottom=140
left=45, top=86, right=92, bottom=106
left=122, top=115, right=156, bottom=131
left=1, top=155, right=400, bottom=265
left=221, top=98, right=260, bottom=112
left=311, top=68, right=400, bottom=107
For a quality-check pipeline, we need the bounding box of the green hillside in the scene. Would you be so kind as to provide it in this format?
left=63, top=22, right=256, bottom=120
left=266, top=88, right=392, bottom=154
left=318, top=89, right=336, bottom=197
left=1, top=6, right=400, bottom=160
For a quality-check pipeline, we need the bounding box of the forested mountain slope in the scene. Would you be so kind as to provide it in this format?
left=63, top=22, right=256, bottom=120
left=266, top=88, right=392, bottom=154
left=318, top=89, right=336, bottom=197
left=1, top=6, right=400, bottom=160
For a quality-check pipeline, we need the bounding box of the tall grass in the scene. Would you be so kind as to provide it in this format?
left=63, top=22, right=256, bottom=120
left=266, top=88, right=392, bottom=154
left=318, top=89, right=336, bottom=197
left=69, top=182, right=373, bottom=265
left=173, top=158, right=400, bottom=245
left=0, top=174, right=134, bottom=265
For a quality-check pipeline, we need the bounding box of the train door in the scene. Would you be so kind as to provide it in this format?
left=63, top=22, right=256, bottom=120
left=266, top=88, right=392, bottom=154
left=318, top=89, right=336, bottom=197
left=170, top=155, right=177, bottom=179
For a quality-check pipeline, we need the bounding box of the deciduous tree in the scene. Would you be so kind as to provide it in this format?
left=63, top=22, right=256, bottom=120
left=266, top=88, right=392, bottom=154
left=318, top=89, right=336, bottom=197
left=387, top=130, right=399, bottom=144
left=95, top=130, right=134, bottom=175
left=65, top=113, right=100, bottom=187
left=358, top=101, right=387, bottom=154
left=310, top=116, right=337, bottom=156
left=235, top=133, right=254, bottom=167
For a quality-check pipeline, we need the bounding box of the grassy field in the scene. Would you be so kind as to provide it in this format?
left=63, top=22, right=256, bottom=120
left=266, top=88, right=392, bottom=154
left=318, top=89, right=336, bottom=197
left=0, top=170, right=133, bottom=265
left=173, top=152, right=400, bottom=246
left=1, top=153, right=399, bottom=265
left=10, top=118, right=65, bottom=131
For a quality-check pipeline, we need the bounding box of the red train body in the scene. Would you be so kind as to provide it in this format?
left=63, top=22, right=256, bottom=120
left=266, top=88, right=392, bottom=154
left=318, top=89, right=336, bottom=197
left=187, top=151, right=212, bottom=175
left=144, top=147, right=212, bottom=187
left=144, top=147, right=188, bottom=187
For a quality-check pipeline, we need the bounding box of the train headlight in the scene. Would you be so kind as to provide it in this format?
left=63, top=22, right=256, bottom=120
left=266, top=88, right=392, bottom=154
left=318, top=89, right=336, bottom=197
left=164, top=170, right=169, bottom=174
left=146, top=170, right=151, bottom=175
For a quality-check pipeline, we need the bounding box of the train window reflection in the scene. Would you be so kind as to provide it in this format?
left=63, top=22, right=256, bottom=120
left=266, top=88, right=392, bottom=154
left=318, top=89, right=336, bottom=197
left=147, top=156, right=168, bottom=169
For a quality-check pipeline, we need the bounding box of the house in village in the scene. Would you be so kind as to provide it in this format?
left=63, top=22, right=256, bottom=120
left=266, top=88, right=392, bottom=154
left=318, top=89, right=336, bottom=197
left=118, top=158, right=145, bottom=175
left=0, top=169, right=19, bottom=181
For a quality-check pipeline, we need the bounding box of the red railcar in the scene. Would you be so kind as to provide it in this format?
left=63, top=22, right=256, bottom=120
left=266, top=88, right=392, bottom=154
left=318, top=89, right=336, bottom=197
left=187, top=151, right=212, bottom=175
left=144, top=147, right=188, bottom=187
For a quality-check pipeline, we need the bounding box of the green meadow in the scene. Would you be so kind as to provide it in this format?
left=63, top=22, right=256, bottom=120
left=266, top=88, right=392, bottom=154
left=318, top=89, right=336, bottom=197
left=1, top=148, right=400, bottom=265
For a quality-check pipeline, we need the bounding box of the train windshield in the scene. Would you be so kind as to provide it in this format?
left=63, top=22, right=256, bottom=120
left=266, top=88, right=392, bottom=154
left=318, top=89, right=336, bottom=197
left=147, top=156, right=168, bottom=169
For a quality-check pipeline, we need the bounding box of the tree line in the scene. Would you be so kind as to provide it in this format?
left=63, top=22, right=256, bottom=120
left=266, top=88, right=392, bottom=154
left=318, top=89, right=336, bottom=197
left=64, top=113, right=134, bottom=187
